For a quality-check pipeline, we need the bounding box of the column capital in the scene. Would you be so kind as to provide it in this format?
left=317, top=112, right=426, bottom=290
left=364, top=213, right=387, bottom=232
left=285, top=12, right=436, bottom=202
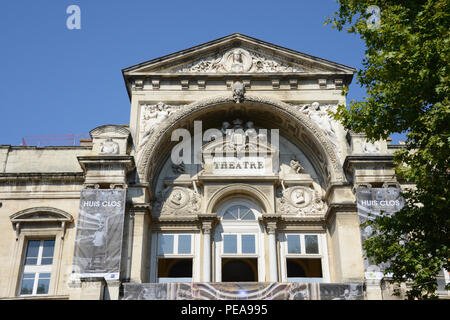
left=261, top=214, right=280, bottom=234
left=198, top=214, right=218, bottom=233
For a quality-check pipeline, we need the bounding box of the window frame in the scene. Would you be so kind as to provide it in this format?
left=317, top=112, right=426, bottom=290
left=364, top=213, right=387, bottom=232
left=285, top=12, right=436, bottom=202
left=214, top=199, right=265, bottom=282
left=8, top=207, right=72, bottom=298
left=279, top=232, right=330, bottom=283
left=150, top=232, right=200, bottom=283
left=17, top=238, right=56, bottom=297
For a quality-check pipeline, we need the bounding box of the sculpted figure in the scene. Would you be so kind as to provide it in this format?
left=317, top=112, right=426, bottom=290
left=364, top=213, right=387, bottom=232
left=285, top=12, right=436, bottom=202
left=231, top=49, right=244, bottom=72
left=290, top=156, right=304, bottom=174
left=291, top=189, right=306, bottom=205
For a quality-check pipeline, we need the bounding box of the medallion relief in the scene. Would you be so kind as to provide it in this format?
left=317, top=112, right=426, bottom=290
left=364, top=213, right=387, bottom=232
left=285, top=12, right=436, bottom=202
left=153, top=186, right=201, bottom=217
left=276, top=186, right=324, bottom=216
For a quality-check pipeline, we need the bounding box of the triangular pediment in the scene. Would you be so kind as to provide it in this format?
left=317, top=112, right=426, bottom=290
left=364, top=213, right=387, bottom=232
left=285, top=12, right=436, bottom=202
left=123, top=33, right=355, bottom=75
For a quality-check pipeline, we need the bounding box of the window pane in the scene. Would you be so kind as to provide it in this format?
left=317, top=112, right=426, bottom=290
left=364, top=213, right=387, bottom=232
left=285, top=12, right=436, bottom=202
left=241, top=235, right=255, bottom=254
left=222, top=211, right=236, bottom=220
left=20, top=273, right=35, bottom=295
left=223, top=206, right=239, bottom=220
left=24, top=241, right=40, bottom=265
left=223, top=235, right=237, bottom=254
left=305, top=235, right=319, bottom=254
left=36, top=273, right=51, bottom=294
left=240, top=209, right=255, bottom=220
left=41, top=240, right=55, bottom=265
left=287, top=235, right=301, bottom=254
left=178, top=235, right=191, bottom=254
left=159, top=235, right=174, bottom=254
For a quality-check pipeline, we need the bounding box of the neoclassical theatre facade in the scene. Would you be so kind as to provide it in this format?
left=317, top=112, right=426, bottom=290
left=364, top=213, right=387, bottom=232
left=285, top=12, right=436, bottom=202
left=0, top=34, right=423, bottom=300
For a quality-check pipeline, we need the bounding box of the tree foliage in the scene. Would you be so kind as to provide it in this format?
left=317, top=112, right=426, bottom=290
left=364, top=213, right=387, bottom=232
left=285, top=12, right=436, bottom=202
left=326, top=0, right=449, bottom=299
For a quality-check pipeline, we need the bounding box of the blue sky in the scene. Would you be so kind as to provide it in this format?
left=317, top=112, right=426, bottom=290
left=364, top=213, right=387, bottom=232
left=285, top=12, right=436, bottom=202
left=0, top=0, right=405, bottom=145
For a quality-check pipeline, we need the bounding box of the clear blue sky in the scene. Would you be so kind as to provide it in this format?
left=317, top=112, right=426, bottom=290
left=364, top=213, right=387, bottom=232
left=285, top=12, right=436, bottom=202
left=0, top=0, right=404, bottom=145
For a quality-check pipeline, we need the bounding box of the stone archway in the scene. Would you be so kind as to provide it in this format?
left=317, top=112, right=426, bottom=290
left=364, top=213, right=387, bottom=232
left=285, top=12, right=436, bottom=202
left=136, top=94, right=344, bottom=191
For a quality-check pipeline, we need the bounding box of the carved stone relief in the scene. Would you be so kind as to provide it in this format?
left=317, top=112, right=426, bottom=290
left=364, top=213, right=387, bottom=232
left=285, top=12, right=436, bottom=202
left=173, top=48, right=305, bottom=73
left=232, top=81, right=245, bottom=103
left=100, top=138, right=119, bottom=154
left=289, top=155, right=304, bottom=174
left=297, top=102, right=342, bottom=163
left=152, top=186, right=201, bottom=217
left=140, top=102, right=182, bottom=141
left=362, top=141, right=380, bottom=153
left=276, top=186, right=324, bottom=216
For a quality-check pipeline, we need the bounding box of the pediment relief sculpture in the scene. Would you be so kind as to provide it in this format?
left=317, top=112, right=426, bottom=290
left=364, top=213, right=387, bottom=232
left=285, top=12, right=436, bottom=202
left=152, top=186, right=201, bottom=217
left=173, top=48, right=305, bottom=73
left=276, top=186, right=324, bottom=216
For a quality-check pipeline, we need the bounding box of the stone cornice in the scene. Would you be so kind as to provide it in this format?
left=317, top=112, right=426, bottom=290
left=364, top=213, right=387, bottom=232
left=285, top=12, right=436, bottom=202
left=77, top=155, right=135, bottom=172
left=324, top=202, right=357, bottom=224
left=0, top=172, right=85, bottom=181
left=343, top=155, right=395, bottom=172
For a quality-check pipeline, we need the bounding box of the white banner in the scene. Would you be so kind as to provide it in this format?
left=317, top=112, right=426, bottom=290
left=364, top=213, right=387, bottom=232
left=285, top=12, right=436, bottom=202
left=71, top=189, right=126, bottom=280
left=356, top=187, right=405, bottom=280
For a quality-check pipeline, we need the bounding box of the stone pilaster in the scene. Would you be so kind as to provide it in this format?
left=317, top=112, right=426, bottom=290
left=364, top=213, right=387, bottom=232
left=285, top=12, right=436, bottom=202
left=128, top=204, right=151, bottom=283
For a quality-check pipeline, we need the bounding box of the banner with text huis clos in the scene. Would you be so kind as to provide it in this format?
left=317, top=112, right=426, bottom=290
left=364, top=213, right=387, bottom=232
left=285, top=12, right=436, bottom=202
left=356, top=187, right=405, bottom=280
left=71, top=189, right=126, bottom=280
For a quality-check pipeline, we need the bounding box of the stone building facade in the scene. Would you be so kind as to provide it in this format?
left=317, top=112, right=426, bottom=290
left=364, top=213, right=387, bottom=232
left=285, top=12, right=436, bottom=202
left=1, top=34, right=442, bottom=300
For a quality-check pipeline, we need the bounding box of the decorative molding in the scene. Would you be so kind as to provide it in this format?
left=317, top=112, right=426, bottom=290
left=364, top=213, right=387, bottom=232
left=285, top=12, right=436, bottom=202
left=318, top=78, right=327, bottom=89
left=151, top=78, right=160, bottom=89
left=334, top=78, right=343, bottom=89
left=271, top=78, right=280, bottom=89
left=197, top=79, right=206, bottom=89
left=289, top=79, right=298, bottom=90
left=181, top=79, right=189, bottom=90
left=10, top=207, right=74, bottom=240
left=136, top=94, right=344, bottom=186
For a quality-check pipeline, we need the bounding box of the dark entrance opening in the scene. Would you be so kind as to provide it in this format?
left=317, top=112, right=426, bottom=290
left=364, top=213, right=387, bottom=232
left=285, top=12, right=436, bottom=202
left=158, top=258, right=192, bottom=278
left=222, top=258, right=257, bottom=282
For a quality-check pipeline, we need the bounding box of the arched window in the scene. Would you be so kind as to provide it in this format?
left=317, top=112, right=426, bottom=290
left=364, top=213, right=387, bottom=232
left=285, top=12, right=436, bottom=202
left=214, top=199, right=265, bottom=282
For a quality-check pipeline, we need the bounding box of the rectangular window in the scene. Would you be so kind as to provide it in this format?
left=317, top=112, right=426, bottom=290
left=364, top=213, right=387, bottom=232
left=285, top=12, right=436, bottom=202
left=158, top=234, right=192, bottom=255
left=282, top=233, right=325, bottom=283
left=223, top=234, right=257, bottom=255
left=155, top=233, right=194, bottom=283
left=19, top=239, right=55, bottom=296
